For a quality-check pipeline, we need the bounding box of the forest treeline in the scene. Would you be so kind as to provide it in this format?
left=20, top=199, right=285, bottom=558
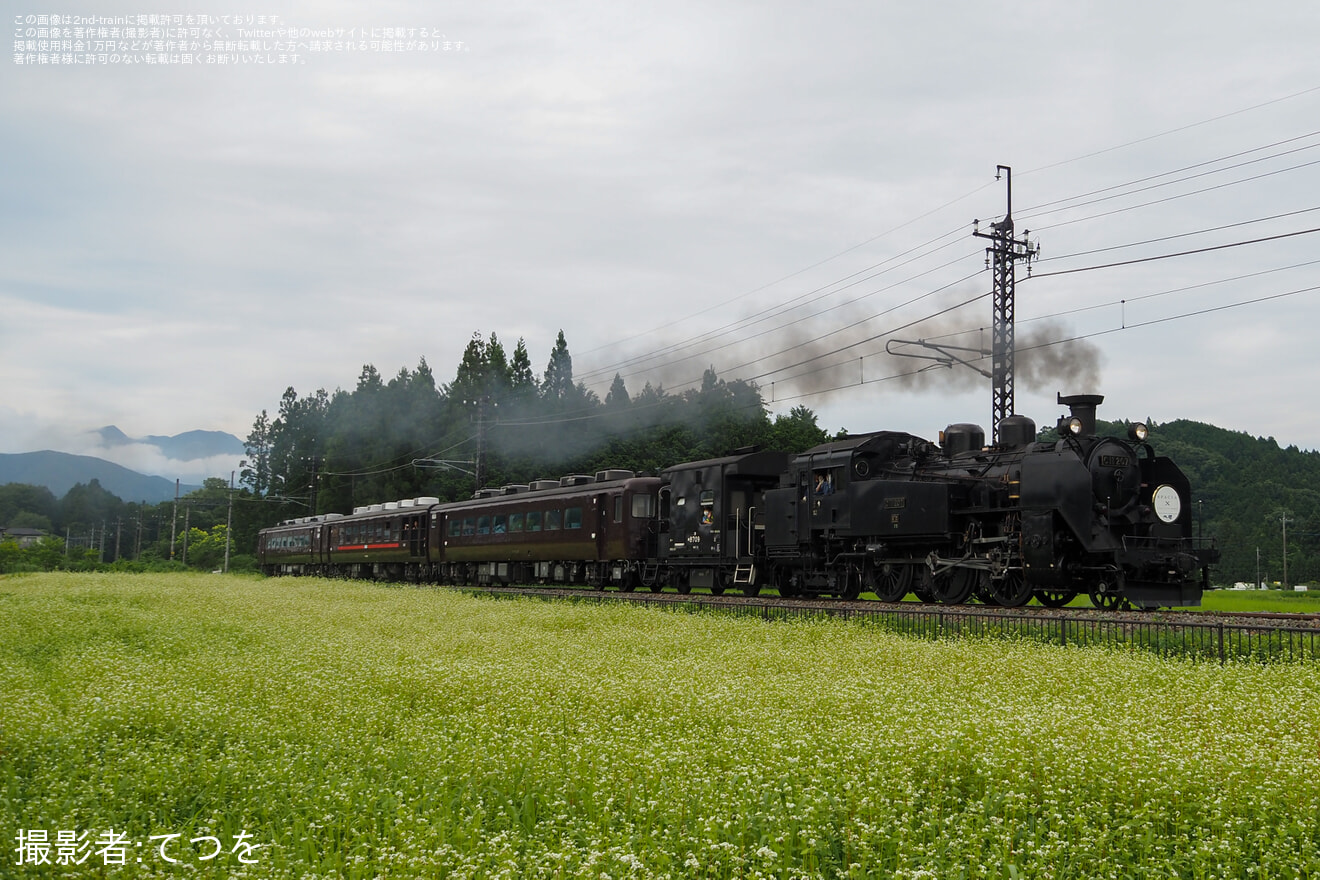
left=2, top=328, right=1318, bottom=584
left=241, top=330, right=830, bottom=517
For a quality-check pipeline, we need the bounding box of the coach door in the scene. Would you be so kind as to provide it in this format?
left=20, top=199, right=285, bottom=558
left=595, top=493, right=609, bottom=559
left=406, top=513, right=426, bottom=558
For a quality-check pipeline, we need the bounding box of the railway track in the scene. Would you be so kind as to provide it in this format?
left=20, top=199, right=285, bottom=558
left=437, top=581, right=1320, bottom=663
left=451, top=582, right=1320, bottom=629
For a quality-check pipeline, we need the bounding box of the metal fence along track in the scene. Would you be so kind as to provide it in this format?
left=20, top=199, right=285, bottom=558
left=464, top=587, right=1320, bottom=664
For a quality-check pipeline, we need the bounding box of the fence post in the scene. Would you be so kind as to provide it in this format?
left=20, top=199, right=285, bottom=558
left=1060, top=616, right=1067, bottom=649
left=1218, top=623, right=1225, bottom=665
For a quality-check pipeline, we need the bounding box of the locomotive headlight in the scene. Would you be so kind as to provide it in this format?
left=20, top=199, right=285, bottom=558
left=1128, top=422, right=1149, bottom=442
left=1067, top=417, right=1083, bottom=435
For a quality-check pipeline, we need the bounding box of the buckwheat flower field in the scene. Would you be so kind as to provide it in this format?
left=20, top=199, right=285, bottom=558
left=3, top=573, right=1318, bottom=878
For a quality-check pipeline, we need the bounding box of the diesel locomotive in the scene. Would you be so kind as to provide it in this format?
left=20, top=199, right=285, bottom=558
left=258, top=393, right=1216, bottom=609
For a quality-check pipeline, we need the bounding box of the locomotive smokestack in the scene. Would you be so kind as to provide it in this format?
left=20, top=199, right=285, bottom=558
left=1057, top=392, right=1104, bottom=437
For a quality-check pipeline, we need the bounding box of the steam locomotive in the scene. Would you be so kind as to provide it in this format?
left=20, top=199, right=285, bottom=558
left=258, top=393, right=1216, bottom=609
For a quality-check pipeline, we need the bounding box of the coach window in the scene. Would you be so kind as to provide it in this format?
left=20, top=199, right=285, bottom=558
left=493, top=514, right=507, bottom=534
left=509, top=512, right=524, bottom=532
left=462, top=517, right=475, bottom=536
left=448, top=519, right=461, bottom=538
left=631, top=494, right=655, bottom=518
left=527, top=511, right=542, bottom=532
left=546, top=509, right=562, bottom=530
left=477, top=515, right=491, bottom=535
left=565, top=507, right=583, bottom=529
left=614, top=496, right=624, bottom=523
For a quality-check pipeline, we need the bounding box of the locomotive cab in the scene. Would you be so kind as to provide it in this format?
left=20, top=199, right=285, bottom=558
left=659, top=450, right=790, bottom=595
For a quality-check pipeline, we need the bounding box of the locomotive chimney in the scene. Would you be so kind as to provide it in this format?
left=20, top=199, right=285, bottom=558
left=1057, top=393, right=1104, bottom=437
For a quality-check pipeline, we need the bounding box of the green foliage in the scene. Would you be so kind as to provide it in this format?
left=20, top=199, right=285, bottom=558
left=0, top=482, right=58, bottom=526
left=1131, top=419, right=1320, bottom=585
left=0, top=476, right=255, bottom=574
left=0, top=535, right=99, bottom=573
left=767, top=404, right=831, bottom=453
left=180, top=524, right=231, bottom=572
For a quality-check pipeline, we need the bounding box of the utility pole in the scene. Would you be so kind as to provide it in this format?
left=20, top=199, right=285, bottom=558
left=1281, top=512, right=1291, bottom=590
left=302, top=455, right=322, bottom=515
left=465, top=394, right=496, bottom=492
left=170, top=479, right=180, bottom=560
left=224, top=470, right=235, bottom=574
left=973, top=165, right=1038, bottom=444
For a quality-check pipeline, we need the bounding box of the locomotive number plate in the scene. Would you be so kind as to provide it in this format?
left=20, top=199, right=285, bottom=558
left=884, top=497, right=906, bottom=509
left=1099, top=455, right=1130, bottom=467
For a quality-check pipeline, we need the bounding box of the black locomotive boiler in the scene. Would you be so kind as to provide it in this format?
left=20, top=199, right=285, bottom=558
left=259, top=393, right=1215, bottom=609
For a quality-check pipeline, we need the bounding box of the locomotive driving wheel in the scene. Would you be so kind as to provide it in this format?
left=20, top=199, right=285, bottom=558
left=837, top=565, right=862, bottom=600
left=987, top=572, right=1034, bottom=607
left=927, top=566, right=977, bottom=604
left=1034, top=588, right=1078, bottom=608
left=667, top=569, right=690, bottom=594
left=774, top=568, right=800, bottom=598
left=1088, top=588, right=1129, bottom=611
left=868, top=560, right=913, bottom=603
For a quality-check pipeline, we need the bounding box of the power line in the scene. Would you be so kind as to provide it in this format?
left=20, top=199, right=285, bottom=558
left=1029, top=226, right=1320, bottom=279
left=1020, top=131, right=1320, bottom=219
left=1016, top=83, right=1320, bottom=178
left=1037, top=206, right=1320, bottom=263
left=761, top=283, right=1320, bottom=409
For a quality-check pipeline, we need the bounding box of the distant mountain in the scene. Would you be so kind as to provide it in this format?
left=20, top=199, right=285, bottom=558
left=0, top=451, right=198, bottom=503
left=94, top=426, right=245, bottom=460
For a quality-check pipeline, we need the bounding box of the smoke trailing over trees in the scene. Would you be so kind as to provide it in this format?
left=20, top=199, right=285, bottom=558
left=584, top=295, right=1103, bottom=402
left=241, top=330, right=832, bottom=525
left=240, top=311, right=1108, bottom=534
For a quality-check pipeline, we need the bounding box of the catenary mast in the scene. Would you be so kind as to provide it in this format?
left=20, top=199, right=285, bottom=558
left=973, top=165, right=1038, bottom=444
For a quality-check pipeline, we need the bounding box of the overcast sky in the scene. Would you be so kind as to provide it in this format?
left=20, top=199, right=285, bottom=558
left=4, top=1, right=1320, bottom=483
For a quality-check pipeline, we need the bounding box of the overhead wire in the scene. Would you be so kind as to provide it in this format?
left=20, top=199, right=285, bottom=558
left=575, top=178, right=1000, bottom=361
left=574, top=223, right=976, bottom=385
left=1020, top=130, right=1320, bottom=218
left=574, top=86, right=1320, bottom=391
left=577, top=133, right=1320, bottom=399
left=762, top=283, right=1320, bottom=409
